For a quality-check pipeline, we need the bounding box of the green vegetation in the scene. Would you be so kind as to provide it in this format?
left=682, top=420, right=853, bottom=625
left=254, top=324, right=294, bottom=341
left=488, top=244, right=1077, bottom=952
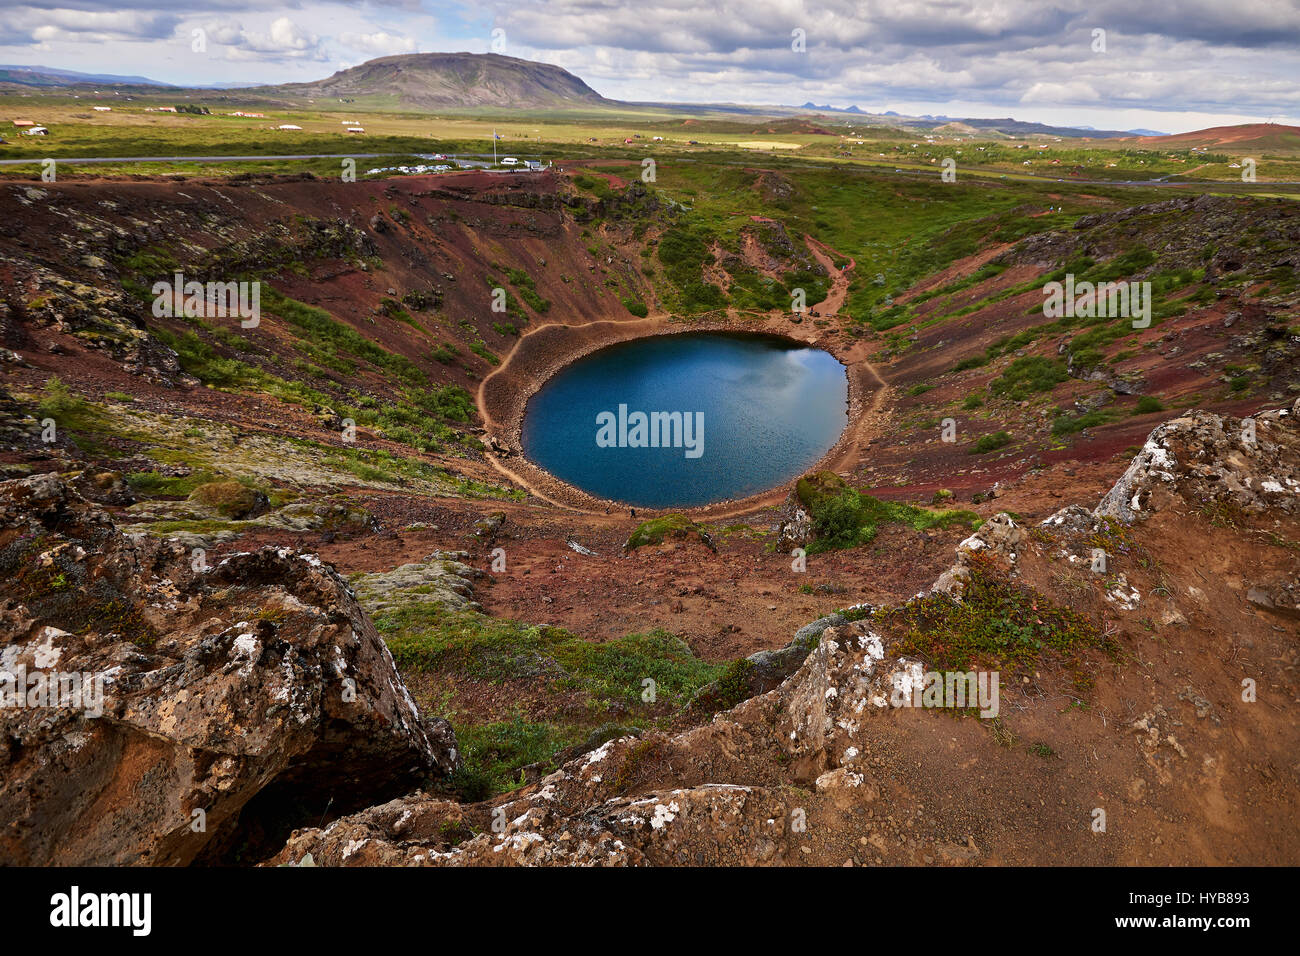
left=876, top=552, right=1118, bottom=687
left=431, top=342, right=460, bottom=364
left=656, top=224, right=726, bottom=313
left=795, top=471, right=980, bottom=552
left=150, top=298, right=477, bottom=454
left=372, top=603, right=723, bottom=795
left=469, top=341, right=500, bottom=365
left=989, top=356, right=1069, bottom=401
left=970, top=431, right=1013, bottom=454
left=261, top=289, right=424, bottom=384
left=1133, top=395, right=1164, bottom=416
left=625, top=514, right=713, bottom=550
left=187, top=480, right=264, bottom=518
left=126, top=469, right=222, bottom=496
left=35, top=377, right=112, bottom=450
left=1051, top=409, right=1118, bottom=436
left=503, top=267, right=551, bottom=314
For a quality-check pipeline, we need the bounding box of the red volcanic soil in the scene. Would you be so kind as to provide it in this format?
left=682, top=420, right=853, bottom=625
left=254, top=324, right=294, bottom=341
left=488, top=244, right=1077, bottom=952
left=1131, top=122, right=1300, bottom=150
left=2, top=168, right=1298, bottom=866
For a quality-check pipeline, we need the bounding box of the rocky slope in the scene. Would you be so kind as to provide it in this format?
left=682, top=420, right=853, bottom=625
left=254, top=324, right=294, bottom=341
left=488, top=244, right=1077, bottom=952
left=260, top=401, right=1296, bottom=866
left=0, top=473, right=456, bottom=865
left=1, top=169, right=1297, bottom=867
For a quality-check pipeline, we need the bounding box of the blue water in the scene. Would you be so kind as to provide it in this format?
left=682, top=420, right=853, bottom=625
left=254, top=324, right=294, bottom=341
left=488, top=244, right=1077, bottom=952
left=521, top=333, right=848, bottom=507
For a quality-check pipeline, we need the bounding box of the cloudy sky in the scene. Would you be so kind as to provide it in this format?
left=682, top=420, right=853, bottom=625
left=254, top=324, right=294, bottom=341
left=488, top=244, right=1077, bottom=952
left=2, top=0, right=1299, bottom=132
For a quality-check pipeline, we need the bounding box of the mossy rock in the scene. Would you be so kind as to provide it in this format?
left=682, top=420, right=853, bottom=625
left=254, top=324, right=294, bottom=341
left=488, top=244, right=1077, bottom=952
left=625, top=514, right=715, bottom=551
left=795, top=470, right=848, bottom=509
left=187, top=481, right=268, bottom=520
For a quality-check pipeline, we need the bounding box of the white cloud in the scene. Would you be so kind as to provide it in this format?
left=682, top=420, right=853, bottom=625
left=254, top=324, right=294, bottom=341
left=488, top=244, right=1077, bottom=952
left=237, top=16, right=324, bottom=59
left=1020, top=81, right=1103, bottom=105
left=339, top=30, right=417, bottom=57
left=1, top=6, right=179, bottom=45
left=0, top=0, right=1296, bottom=127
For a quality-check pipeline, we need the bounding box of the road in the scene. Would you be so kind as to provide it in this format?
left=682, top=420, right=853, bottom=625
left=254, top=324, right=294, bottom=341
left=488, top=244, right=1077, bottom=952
left=1, top=151, right=1296, bottom=191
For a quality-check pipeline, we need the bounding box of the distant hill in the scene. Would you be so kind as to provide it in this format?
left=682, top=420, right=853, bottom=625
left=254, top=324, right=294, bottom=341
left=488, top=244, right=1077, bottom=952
left=258, top=52, right=608, bottom=109
left=927, top=116, right=1131, bottom=138
left=0, top=64, right=171, bottom=87
left=1131, top=122, right=1300, bottom=153
left=793, top=103, right=1132, bottom=139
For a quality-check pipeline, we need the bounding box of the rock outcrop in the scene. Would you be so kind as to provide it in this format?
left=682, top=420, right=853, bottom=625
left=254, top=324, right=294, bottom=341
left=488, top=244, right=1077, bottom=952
left=352, top=550, right=483, bottom=616
left=929, top=512, right=1025, bottom=597
left=268, top=401, right=1300, bottom=867
left=0, top=474, right=455, bottom=865
left=690, top=611, right=844, bottom=712
left=1095, top=401, right=1298, bottom=522
left=270, top=615, right=904, bottom=867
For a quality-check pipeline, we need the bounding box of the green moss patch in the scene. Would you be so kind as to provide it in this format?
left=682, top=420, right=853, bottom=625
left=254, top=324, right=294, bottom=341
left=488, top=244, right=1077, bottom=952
left=625, top=514, right=714, bottom=550
left=796, top=471, right=981, bottom=552
left=875, top=553, right=1118, bottom=689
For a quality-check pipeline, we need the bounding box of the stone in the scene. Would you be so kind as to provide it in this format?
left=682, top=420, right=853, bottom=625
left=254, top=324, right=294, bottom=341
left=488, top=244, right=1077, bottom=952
left=0, top=475, right=454, bottom=865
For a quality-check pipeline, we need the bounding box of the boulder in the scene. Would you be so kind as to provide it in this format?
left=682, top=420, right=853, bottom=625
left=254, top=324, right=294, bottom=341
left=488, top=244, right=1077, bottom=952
left=930, top=512, right=1024, bottom=597
left=352, top=551, right=483, bottom=616
left=0, top=475, right=455, bottom=865
left=775, top=508, right=812, bottom=551
left=1096, top=403, right=1299, bottom=523
left=690, top=612, right=846, bottom=712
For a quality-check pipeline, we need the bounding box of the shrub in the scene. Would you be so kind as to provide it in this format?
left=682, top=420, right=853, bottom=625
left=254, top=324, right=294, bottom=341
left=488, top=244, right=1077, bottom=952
left=1133, top=395, right=1165, bottom=415
left=1051, top=410, right=1115, bottom=436
left=188, top=480, right=265, bottom=519
left=625, top=514, right=712, bottom=550
left=990, top=356, right=1068, bottom=401
left=970, top=431, right=1012, bottom=454
left=796, top=471, right=980, bottom=553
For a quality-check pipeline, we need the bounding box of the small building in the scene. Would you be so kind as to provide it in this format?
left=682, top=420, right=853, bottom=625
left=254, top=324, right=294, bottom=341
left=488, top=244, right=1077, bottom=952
left=12, top=120, right=35, bottom=128
left=525, top=160, right=543, bottom=171
left=92, top=106, right=112, bottom=112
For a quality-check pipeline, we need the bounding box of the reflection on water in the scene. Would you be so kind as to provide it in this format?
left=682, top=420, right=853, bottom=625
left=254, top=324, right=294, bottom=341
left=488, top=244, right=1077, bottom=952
left=521, top=333, right=848, bottom=507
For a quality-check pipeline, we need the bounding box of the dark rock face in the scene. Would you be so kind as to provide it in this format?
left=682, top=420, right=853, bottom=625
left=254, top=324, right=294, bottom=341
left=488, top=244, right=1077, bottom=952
left=690, top=612, right=846, bottom=713
left=0, top=474, right=455, bottom=865
left=1002, top=195, right=1300, bottom=285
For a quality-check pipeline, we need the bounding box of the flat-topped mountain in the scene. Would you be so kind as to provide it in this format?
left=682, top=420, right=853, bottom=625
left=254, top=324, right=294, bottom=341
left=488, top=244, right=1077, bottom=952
left=263, top=51, right=609, bottom=110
